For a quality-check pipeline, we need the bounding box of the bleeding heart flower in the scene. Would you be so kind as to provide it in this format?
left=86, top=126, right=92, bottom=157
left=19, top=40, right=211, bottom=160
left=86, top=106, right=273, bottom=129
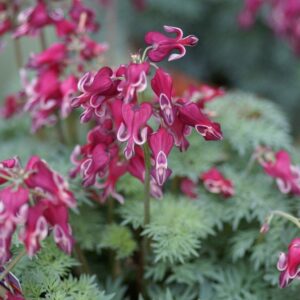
left=149, top=127, right=174, bottom=186
left=180, top=177, right=198, bottom=199
left=145, top=25, right=198, bottom=62
left=200, top=167, right=234, bottom=198
left=277, top=238, right=300, bottom=288
left=260, top=150, right=300, bottom=196
left=117, top=62, right=150, bottom=103
left=151, top=68, right=175, bottom=125
left=179, top=103, right=223, bottom=141
left=117, top=102, right=152, bottom=159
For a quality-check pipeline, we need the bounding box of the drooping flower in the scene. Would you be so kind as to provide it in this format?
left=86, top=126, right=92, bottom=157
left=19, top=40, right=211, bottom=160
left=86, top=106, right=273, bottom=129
left=69, top=0, right=99, bottom=33
left=25, top=156, right=76, bottom=208
left=149, top=127, right=174, bottom=186
left=151, top=68, right=175, bottom=125
left=180, top=177, right=198, bottom=199
left=14, top=0, right=53, bottom=38
left=117, top=62, right=150, bottom=103
left=0, top=93, right=24, bottom=119
left=179, top=103, right=223, bottom=141
left=117, top=102, right=152, bottom=159
left=260, top=150, right=300, bottom=196
left=145, top=25, right=198, bottom=62
left=185, top=84, right=225, bottom=109
left=72, top=67, right=118, bottom=122
left=200, top=167, right=234, bottom=198
left=277, top=238, right=300, bottom=288
left=27, top=43, right=67, bottom=69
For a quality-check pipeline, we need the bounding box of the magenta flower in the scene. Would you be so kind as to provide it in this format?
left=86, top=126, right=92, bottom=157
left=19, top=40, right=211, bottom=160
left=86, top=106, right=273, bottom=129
left=200, top=167, right=235, bottom=198
left=168, top=117, right=191, bottom=152
left=185, top=84, right=225, bottom=109
left=277, top=238, right=300, bottom=288
left=180, top=177, right=198, bottom=199
left=98, top=158, right=127, bottom=204
left=43, top=203, right=74, bottom=254
left=149, top=127, right=174, bottom=186
left=117, top=62, right=150, bottom=103
left=6, top=292, right=25, bottom=300
left=145, top=25, right=198, bottom=62
left=54, top=19, right=76, bottom=37
left=14, top=0, right=53, bottom=38
left=60, top=75, right=78, bottom=118
left=79, top=37, right=108, bottom=61
left=238, top=0, right=263, bottom=28
left=117, top=102, right=152, bottom=159
left=128, top=147, right=163, bottom=199
left=0, top=157, right=20, bottom=186
left=27, top=43, right=67, bottom=69
left=70, top=125, right=116, bottom=186
left=0, top=187, right=28, bottom=263
left=261, top=150, right=300, bottom=196
left=151, top=68, right=175, bottom=125
left=69, top=0, right=99, bottom=33
left=72, top=67, right=118, bottom=122
left=19, top=202, right=48, bottom=257
left=179, top=103, right=223, bottom=141
left=25, top=156, right=76, bottom=208
left=0, top=93, right=23, bottom=119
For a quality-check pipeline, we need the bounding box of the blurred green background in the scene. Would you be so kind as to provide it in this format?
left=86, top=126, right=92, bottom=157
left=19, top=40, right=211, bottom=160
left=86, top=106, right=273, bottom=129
left=1, top=0, right=300, bottom=134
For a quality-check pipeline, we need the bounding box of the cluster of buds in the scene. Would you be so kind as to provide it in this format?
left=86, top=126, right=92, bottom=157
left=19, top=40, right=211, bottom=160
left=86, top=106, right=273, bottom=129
left=70, top=25, right=225, bottom=202
left=0, top=156, right=76, bottom=265
left=180, top=167, right=235, bottom=199
left=256, top=147, right=300, bottom=196
left=239, top=0, right=300, bottom=54
left=1, top=0, right=107, bottom=132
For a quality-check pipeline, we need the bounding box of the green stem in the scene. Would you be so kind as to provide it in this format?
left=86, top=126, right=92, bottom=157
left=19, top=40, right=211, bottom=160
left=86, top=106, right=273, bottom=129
left=0, top=249, right=26, bottom=282
left=13, top=39, right=23, bottom=70
left=271, top=210, right=300, bottom=228
left=74, top=244, right=91, bottom=274
left=39, top=30, right=47, bottom=51
left=142, top=143, right=151, bottom=260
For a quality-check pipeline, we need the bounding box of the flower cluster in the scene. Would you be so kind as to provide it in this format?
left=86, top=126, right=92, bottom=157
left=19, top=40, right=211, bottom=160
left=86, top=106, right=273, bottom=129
left=71, top=25, right=224, bottom=202
left=0, top=156, right=76, bottom=264
left=239, top=0, right=300, bottom=54
left=1, top=0, right=107, bottom=132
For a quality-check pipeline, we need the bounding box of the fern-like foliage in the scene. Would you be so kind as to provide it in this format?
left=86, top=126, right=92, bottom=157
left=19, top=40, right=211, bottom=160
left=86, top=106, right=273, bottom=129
left=100, top=224, right=137, bottom=259
left=208, top=91, right=291, bottom=155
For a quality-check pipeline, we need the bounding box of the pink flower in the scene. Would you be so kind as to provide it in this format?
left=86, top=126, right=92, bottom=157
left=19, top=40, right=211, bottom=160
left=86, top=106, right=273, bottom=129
left=19, top=202, right=48, bottom=257
left=0, top=157, right=20, bottom=186
left=69, top=0, right=99, bottom=33
left=117, top=62, right=150, bottom=103
left=14, top=0, right=53, bottom=38
left=151, top=68, right=175, bottom=125
left=117, top=102, right=152, bottom=159
left=0, top=187, right=28, bottom=263
left=149, top=127, right=174, bottom=186
left=185, top=84, right=225, bottom=109
left=277, top=238, right=300, bottom=288
left=261, top=150, right=300, bottom=196
left=238, top=0, right=263, bottom=28
left=179, top=103, right=223, bottom=141
left=72, top=67, right=118, bottom=122
left=97, top=158, right=127, bottom=203
left=79, top=37, right=108, bottom=61
left=70, top=125, right=116, bottom=186
left=27, top=43, right=67, bottom=69
left=180, top=177, right=198, bottom=199
left=168, top=117, right=191, bottom=152
left=145, top=25, right=198, bottom=62
left=60, top=75, right=78, bottom=118
left=0, top=93, right=23, bottom=119
left=54, top=19, right=76, bottom=37
left=25, top=156, right=76, bottom=208
left=43, top=203, right=73, bottom=254
left=200, top=167, right=235, bottom=198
